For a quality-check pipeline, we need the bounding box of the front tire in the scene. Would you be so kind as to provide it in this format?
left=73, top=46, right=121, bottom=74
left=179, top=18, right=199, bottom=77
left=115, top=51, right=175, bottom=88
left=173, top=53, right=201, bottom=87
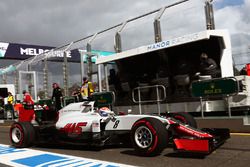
left=10, top=122, right=36, bottom=148
left=131, top=117, right=168, bottom=156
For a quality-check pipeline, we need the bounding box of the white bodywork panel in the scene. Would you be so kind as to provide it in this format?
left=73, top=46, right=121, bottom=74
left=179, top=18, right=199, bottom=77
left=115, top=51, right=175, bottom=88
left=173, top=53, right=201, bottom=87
left=56, top=102, right=99, bottom=132
left=105, top=114, right=168, bottom=131
left=56, top=101, right=168, bottom=133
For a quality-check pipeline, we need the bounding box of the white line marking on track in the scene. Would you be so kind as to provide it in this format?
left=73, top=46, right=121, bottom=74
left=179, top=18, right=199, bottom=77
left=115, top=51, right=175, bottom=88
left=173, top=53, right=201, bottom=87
left=0, top=144, right=136, bottom=167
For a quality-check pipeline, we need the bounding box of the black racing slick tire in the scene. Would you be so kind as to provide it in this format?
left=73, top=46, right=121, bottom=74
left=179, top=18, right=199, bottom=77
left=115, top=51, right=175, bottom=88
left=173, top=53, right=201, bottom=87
left=131, top=117, right=168, bottom=156
left=9, top=122, right=36, bottom=148
left=171, top=112, right=197, bottom=128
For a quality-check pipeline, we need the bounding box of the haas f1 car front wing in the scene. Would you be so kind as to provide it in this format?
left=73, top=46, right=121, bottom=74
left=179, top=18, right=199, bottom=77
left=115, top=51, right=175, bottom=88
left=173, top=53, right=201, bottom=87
left=168, top=118, right=230, bottom=154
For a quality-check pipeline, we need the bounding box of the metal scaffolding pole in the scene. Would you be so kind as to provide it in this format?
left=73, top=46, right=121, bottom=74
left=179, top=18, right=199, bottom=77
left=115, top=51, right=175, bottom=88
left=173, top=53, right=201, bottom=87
left=114, top=32, right=122, bottom=53
left=114, top=21, right=127, bottom=53
left=15, top=61, right=23, bottom=95
left=98, top=64, right=102, bottom=92
left=205, top=0, right=215, bottom=30
left=2, top=74, right=7, bottom=84
left=80, top=51, right=85, bottom=85
left=86, top=43, right=92, bottom=81
left=27, top=58, right=34, bottom=95
left=86, top=33, right=98, bottom=82
left=14, top=71, right=19, bottom=94
left=154, top=20, right=162, bottom=43
left=43, top=57, right=49, bottom=98
left=63, top=51, right=69, bottom=97
left=62, top=42, right=73, bottom=97
left=104, top=64, right=109, bottom=92
left=154, top=7, right=165, bottom=43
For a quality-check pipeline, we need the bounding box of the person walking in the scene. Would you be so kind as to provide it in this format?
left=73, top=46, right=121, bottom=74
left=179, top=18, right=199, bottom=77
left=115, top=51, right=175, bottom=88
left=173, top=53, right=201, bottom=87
left=52, top=83, right=63, bottom=111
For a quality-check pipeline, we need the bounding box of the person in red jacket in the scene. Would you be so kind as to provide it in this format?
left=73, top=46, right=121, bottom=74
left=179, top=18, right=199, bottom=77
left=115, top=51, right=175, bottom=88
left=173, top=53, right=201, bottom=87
left=23, top=90, right=34, bottom=106
left=19, top=90, right=35, bottom=122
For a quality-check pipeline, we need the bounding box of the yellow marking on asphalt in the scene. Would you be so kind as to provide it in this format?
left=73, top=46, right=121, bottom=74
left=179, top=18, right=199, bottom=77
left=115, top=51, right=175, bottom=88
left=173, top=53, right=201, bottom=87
left=0, top=126, right=11, bottom=128
left=230, top=133, right=250, bottom=136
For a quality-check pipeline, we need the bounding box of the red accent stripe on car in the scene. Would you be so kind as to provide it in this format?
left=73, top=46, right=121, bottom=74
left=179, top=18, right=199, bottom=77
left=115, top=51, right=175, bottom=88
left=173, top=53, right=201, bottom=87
left=133, top=120, right=146, bottom=128
left=174, top=138, right=210, bottom=153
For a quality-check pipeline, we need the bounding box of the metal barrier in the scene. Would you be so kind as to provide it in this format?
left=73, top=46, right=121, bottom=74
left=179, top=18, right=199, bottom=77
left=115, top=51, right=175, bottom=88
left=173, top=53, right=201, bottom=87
left=192, top=77, right=239, bottom=118
left=132, top=85, right=166, bottom=115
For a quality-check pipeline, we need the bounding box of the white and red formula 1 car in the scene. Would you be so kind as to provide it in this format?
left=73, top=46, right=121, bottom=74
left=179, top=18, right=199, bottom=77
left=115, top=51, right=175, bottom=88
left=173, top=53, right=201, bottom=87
left=10, top=100, right=229, bottom=156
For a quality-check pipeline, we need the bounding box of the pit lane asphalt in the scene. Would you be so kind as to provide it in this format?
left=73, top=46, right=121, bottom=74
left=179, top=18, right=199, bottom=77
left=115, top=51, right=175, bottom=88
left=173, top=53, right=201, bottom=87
left=1, top=126, right=250, bottom=167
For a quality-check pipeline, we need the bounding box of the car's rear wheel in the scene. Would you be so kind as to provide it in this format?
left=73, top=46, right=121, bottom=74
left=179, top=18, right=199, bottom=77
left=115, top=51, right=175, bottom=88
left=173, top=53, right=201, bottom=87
left=10, top=122, right=36, bottom=148
left=131, top=117, right=168, bottom=156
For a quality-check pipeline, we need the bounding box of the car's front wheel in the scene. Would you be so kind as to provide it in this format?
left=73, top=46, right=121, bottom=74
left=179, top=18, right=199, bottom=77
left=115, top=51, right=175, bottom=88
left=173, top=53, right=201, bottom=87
left=131, top=117, right=168, bottom=156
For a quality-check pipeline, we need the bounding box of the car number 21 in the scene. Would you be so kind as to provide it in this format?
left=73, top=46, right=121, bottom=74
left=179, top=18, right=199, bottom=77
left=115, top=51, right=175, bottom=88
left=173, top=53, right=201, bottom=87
left=113, top=120, right=120, bottom=129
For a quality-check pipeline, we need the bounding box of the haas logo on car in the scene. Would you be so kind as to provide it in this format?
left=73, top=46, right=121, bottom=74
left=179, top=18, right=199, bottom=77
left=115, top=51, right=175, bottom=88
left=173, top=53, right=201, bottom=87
left=60, top=122, right=87, bottom=135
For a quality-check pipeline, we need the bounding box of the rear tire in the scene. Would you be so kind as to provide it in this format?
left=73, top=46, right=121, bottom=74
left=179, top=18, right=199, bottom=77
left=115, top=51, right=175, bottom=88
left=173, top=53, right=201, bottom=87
left=171, top=112, right=197, bottom=128
left=131, top=117, right=168, bottom=156
left=10, top=122, right=36, bottom=148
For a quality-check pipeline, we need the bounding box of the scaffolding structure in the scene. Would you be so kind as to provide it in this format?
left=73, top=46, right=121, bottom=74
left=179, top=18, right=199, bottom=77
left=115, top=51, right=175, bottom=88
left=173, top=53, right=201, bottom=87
left=0, top=0, right=213, bottom=100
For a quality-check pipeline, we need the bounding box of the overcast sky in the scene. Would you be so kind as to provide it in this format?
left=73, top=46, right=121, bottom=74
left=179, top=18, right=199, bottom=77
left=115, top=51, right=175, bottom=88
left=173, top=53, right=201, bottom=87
left=0, top=0, right=188, bottom=46
left=0, top=0, right=249, bottom=67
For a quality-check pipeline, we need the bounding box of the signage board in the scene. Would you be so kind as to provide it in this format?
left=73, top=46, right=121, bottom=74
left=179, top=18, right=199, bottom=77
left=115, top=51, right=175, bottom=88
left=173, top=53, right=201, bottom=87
left=92, top=91, right=114, bottom=107
left=0, top=42, right=114, bottom=63
left=192, top=77, right=239, bottom=97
